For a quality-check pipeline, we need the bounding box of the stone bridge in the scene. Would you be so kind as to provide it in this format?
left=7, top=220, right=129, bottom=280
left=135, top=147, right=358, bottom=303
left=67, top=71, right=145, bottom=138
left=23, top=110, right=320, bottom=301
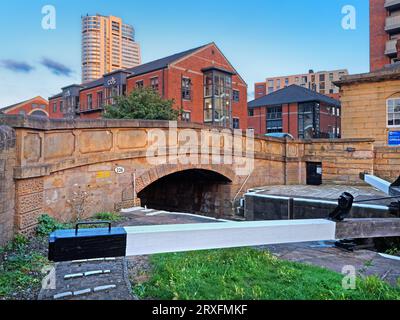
left=0, top=115, right=384, bottom=244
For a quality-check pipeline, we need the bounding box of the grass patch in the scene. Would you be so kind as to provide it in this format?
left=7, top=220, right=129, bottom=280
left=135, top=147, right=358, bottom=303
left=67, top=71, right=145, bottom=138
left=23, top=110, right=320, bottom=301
left=93, top=212, right=122, bottom=222
left=132, top=248, right=400, bottom=300
left=0, top=235, right=48, bottom=300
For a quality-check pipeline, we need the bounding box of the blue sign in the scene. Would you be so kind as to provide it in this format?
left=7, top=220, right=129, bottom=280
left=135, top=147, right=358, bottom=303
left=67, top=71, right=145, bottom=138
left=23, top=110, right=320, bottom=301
left=388, top=131, right=400, bottom=146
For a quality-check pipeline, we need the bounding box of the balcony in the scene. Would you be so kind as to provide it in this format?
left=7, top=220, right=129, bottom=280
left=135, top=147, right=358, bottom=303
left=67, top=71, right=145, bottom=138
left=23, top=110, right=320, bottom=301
left=385, top=15, right=400, bottom=34
left=385, top=39, right=398, bottom=56
left=385, top=0, right=400, bottom=11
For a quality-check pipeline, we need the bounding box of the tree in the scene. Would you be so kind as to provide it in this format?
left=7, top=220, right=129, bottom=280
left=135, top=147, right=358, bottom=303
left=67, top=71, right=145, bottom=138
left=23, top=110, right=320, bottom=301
left=103, top=87, right=179, bottom=120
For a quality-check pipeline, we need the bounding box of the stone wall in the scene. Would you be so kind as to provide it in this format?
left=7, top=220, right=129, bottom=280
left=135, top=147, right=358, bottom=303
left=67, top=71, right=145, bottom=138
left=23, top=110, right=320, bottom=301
left=340, top=77, right=400, bottom=147
left=374, top=146, right=400, bottom=182
left=301, top=139, right=375, bottom=185
left=0, top=126, right=16, bottom=245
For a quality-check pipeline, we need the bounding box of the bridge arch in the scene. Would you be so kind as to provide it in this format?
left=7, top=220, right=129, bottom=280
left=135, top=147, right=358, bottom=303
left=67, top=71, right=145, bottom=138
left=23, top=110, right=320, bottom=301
left=135, top=164, right=236, bottom=216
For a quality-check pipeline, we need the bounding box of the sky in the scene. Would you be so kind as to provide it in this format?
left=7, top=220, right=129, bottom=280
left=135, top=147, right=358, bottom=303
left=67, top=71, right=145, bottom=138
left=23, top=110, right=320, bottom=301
left=0, top=0, right=369, bottom=107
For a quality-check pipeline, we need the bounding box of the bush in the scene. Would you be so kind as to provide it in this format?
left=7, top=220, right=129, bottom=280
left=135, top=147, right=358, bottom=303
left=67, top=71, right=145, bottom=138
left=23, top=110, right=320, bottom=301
left=36, top=214, right=72, bottom=237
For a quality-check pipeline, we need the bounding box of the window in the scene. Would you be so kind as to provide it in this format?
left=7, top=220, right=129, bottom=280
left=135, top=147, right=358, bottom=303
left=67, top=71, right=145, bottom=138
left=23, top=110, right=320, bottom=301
left=276, top=79, right=281, bottom=89
left=319, top=74, right=325, bottom=82
left=319, top=82, right=325, bottom=90
left=60, top=101, right=64, bottom=113
left=266, top=106, right=283, bottom=133
left=182, top=77, right=192, bottom=100
left=19, top=110, right=26, bottom=116
left=182, top=111, right=191, bottom=122
left=87, top=94, right=93, bottom=110
left=136, top=80, right=144, bottom=89
left=298, top=102, right=319, bottom=139
left=233, top=118, right=240, bottom=129
left=97, top=91, right=103, bottom=108
left=233, top=90, right=240, bottom=102
left=387, top=98, right=400, bottom=127
left=268, top=80, right=274, bottom=87
left=32, top=103, right=38, bottom=109
left=285, top=78, right=289, bottom=86
left=151, top=77, right=159, bottom=91
left=203, top=70, right=232, bottom=127
left=53, top=103, right=57, bottom=113
left=248, top=109, right=254, bottom=117
left=329, top=73, right=334, bottom=81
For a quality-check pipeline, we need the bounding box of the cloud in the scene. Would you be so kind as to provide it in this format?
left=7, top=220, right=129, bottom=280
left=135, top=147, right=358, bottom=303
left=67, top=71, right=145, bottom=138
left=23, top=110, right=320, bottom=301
left=1, top=60, right=35, bottom=73
left=41, top=57, right=73, bottom=77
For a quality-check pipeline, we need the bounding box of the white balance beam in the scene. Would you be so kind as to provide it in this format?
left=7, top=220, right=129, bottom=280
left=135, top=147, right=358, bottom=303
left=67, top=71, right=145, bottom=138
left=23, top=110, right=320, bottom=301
left=124, top=220, right=336, bottom=256
left=48, top=218, right=400, bottom=262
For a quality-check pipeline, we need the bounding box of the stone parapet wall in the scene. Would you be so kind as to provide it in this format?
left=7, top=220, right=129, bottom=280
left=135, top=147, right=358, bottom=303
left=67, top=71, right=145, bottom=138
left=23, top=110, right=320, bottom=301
left=0, top=126, right=16, bottom=245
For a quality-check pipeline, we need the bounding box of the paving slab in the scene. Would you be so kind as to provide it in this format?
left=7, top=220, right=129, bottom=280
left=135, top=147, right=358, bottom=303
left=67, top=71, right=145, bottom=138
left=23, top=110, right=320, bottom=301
left=260, top=242, right=400, bottom=286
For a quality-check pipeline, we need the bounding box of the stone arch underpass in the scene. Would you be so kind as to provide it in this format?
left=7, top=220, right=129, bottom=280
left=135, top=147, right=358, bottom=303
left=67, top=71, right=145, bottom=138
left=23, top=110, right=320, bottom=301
left=136, top=166, right=234, bottom=216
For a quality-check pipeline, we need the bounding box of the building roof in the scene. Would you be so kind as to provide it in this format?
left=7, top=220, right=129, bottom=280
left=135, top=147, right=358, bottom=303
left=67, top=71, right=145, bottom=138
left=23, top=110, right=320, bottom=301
left=335, top=63, right=400, bottom=86
left=126, top=44, right=210, bottom=78
left=248, top=85, right=341, bottom=108
left=48, top=93, right=62, bottom=100
left=0, top=96, right=48, bottom=113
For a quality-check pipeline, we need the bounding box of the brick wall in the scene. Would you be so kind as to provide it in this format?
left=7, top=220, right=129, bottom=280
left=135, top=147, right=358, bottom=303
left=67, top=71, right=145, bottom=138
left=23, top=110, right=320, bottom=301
left=48, top=96, right=66, bottom=119
left=0, top=126, right=16, bottom=245
left=370, top=0, right=389, bottom=71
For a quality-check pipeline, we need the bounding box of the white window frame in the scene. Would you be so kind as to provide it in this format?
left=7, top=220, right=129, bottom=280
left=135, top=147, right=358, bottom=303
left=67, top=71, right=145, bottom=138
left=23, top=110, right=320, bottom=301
left=387, top=98, right=400, bottom=128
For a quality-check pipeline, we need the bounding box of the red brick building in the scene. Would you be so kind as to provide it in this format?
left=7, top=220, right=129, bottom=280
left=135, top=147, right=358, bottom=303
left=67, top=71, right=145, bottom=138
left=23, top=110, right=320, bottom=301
left=0, top=96, right=49, bottom=117
left=247, top=85, right=341, bottom=139
left=370, top=0, right=400, bottom=71
left=49, top=43, right=248, bottom=129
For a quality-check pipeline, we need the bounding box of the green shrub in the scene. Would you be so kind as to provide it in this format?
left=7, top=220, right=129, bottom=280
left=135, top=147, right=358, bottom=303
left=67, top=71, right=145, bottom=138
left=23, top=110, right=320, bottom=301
left=36, top=214, right=72, bottom=237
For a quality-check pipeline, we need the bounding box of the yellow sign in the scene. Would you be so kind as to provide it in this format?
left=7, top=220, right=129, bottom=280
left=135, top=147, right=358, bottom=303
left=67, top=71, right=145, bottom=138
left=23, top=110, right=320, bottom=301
left=96, top=171, right=111, bottom=179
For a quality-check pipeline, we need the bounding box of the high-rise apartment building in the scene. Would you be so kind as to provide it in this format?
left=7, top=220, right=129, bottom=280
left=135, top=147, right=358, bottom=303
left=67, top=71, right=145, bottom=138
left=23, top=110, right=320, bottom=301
left=370, top=0, right=400, bottom=71
left=254, top=69, right=348, bottom=100
left=82, top=14, right=141, bottom=83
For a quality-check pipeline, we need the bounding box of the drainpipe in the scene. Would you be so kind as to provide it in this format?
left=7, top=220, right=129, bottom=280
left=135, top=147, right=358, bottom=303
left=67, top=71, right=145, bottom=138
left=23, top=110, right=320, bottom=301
left=284, top=138, right=288, bottom=185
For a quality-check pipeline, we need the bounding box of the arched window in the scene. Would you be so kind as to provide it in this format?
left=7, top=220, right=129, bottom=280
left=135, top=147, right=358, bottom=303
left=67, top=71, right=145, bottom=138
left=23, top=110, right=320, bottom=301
left=30, top=110, right=48, bottom=118
left=387, top=98, right=400, bottom=127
